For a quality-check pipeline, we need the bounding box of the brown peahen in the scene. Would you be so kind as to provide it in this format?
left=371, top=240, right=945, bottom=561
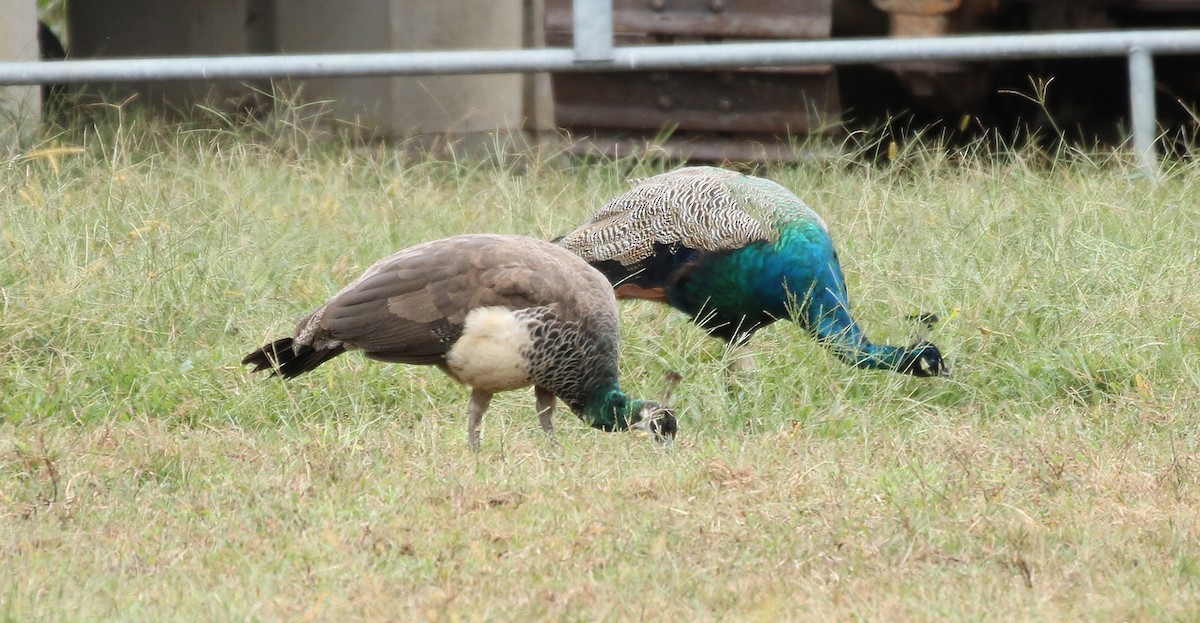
left=242, top=234, right=678, bottom=450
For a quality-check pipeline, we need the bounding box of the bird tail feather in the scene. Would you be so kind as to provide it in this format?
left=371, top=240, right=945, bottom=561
left=241, top=337, right=345, bottom=379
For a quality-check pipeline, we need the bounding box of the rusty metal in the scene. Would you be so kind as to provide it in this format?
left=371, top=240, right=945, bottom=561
left=545, top=0, right=837, bottom=159
left=547, top=0, right=832, bottom=40
left=889, top=13, right=952, bottom=36
left=553, top=69, right=839, bottom=134
left=872, top=0, right=962, bottom=15
left=869, top=0, right=999, bottom=39
left=871, top=0, right=998, bottom=37
left=561, top=133, right=843, bottom=162
left=1053, top=0, right=1200, bottom=9
left=872, top=0, right=1002, bottom=112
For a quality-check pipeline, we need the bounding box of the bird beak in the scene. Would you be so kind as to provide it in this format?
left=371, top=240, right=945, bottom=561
left=631, top=415, right=675, bottom=445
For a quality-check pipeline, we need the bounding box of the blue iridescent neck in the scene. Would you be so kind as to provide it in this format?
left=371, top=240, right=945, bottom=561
left=824, top=340, right=922, bottom=372
left=777, top=224, right=921, bottom=373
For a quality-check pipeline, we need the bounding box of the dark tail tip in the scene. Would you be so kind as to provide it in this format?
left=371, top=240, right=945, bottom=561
left=241, top=337, right=344, bottom=379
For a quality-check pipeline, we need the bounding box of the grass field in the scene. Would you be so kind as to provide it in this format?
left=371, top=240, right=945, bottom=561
left=2, top=111, right=1199, bottom=621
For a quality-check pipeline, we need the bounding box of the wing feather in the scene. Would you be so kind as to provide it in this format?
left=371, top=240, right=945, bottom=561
left=300, top=234, right=612, bottom=364
left=558, top=167, right=769, bottom=265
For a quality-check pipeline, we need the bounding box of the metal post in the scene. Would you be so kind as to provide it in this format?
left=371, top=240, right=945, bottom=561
left=572, top=0, right=613, bottom=62
left=1127, top=45, right=1158, bottom=175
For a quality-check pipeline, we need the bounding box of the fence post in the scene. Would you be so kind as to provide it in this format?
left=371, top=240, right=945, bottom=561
left=572, top=0, right=613, bottom=61
left=1127, top=45, right=1158, bottom=175
left=0, top=0, right=39, bottom=148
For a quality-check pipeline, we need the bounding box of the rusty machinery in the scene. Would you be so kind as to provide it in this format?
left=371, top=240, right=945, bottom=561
left=545, top=0, right=1200, bottom=158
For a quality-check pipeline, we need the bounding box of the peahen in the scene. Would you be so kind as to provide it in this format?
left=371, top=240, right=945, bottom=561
left=242, top=233, right=678, bottom=450
left=556, top=166, right=949, bottom=377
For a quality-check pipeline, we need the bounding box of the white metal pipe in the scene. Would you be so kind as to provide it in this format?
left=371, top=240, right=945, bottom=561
left=2, top=30, right=1199, bottom=85
left=572, top=0, right=613, bottom=61
left=1, top=29, right=1196, bottom=171
left=1127, top=46, right=1158, bottom=174
left=617, top=29, right=1200, bottom=68
left=0, top=49, right=578, bottom=84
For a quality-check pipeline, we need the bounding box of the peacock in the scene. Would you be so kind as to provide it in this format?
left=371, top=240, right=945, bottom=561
left=556, top=166, right=949, bottom=377
left=242, top=233, right=678, bottom=450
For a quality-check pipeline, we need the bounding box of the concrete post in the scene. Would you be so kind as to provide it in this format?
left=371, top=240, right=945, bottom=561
left=273, top=0, right=526, bottom=139
left=67, top=0, right=530, bottom=141
left=0, top=0, right=40, bottom=148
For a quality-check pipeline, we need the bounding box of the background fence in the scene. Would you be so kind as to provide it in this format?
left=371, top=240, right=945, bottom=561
left=3, top=1, right=1200, bottom=172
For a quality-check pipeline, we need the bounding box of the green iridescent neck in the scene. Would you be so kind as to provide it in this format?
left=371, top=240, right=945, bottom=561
left=578, top=381, right=645, bottom=432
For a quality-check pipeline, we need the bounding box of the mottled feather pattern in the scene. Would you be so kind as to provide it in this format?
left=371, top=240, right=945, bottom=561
left=516, top=306, right=621, bottom=414
left=559, top=166, right=826, bottom=266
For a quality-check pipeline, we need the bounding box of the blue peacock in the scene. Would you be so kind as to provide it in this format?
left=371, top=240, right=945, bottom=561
left=556, top=166, right=949, bottom=377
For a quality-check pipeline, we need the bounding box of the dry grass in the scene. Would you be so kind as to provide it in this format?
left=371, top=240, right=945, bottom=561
left=2, top=109, right=1199, bottom=621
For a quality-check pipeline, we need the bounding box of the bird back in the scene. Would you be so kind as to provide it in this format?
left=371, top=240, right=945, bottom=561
left=291, top=234, right=625, bottom=412
left=558, top=166, right=827, bottom=268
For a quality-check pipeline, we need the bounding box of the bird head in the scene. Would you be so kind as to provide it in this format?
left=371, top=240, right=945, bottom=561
left=901, top=341, right=950, bottom=378
left=631, top=402, right=677, bottom=444
left=630, top=370, right=682, bottom=444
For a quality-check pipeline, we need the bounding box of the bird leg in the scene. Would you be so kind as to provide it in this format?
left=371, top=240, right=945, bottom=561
left=534, top=386, right=557, bottom=435
left=467, top=389, right=493, bottom=452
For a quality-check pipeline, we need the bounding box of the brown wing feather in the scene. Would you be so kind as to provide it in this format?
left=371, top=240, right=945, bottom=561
left=299, top=234, right=613, bottom=365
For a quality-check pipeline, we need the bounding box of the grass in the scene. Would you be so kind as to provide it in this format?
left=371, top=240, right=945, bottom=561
left=2, top=109, right=1200, bottom=621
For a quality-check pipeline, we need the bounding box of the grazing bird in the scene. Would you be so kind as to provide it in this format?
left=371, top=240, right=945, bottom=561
left=556, top=166, right=949, bottom=377
left=242, top=234, right=678, bottom=450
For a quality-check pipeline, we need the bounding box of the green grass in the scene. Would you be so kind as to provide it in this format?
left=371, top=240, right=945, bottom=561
left=2, top=111, right=1200, bottom=621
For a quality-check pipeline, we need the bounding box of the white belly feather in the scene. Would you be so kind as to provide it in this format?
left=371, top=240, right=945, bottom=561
left=445, top=306, right=533, bottom=392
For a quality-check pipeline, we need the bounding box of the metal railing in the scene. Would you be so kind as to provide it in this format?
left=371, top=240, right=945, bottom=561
left=2, top=2, right=1199, bottom=171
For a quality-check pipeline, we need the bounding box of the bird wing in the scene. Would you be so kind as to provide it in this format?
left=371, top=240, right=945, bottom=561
left=306, top=234, right=607, bottom=364
left=558, top=167, right=771, bottom=266
left=313, top=245, right=469, bottom=363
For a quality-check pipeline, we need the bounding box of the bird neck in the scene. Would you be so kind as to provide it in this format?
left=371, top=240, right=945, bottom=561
left=804, top=285, right=930, bottom=374
left=576, top=381, right=642, bottom=432
left=772, top=225, right=921, bottom=373
left=824, top=340, right=920, bottom=372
